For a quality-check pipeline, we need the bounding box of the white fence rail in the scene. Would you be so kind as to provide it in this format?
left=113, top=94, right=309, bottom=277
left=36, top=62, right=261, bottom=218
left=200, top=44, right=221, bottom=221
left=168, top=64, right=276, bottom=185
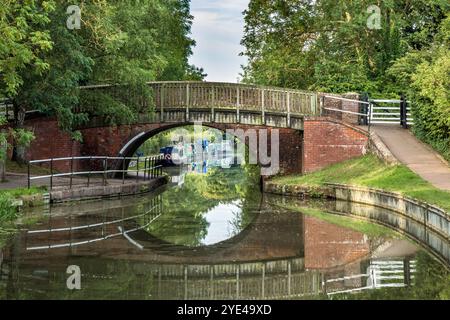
left=369, top=99, right=414, bottom=126
left=325, top=259, right=416, bottom=296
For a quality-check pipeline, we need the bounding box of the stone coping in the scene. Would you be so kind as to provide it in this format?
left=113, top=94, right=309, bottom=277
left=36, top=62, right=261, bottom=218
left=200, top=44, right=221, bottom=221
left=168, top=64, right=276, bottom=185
left=263, top=180, right=449, bottom=240
left=49, top=176, right=169, bottom=204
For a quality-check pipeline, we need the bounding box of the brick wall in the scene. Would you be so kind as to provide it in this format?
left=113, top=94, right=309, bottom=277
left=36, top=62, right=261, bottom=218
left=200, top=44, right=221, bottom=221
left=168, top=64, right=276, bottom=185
left=20, top=119, right=305, bottom=175
left=213, top=124, right=303, bottom=175
left=320, top=92, right=361, bottom=125
left=304, top=215, right=370, bottom=270
left=342, top=93, right=360, bottom=125
left=22, top=116, right=368, bottom=175
left=24, top=118, right=81, bottom=172
left=302, top=117, right=368, bottom=173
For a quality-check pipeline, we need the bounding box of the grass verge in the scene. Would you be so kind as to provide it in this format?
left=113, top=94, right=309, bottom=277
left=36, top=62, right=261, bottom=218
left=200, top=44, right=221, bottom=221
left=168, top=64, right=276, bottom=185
left=0, top=186, right=46, bottom=221
left=271, top=154, right=450, bottom=212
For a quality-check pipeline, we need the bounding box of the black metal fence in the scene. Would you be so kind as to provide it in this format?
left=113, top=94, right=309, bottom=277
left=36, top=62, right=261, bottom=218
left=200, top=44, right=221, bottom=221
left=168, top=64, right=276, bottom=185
left=28, top=154, right=164, bottom=190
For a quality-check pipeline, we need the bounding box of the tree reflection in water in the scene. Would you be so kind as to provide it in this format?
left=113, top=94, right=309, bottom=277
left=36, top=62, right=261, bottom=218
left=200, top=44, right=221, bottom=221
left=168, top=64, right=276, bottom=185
left=143, top=164, right=261, bottom=247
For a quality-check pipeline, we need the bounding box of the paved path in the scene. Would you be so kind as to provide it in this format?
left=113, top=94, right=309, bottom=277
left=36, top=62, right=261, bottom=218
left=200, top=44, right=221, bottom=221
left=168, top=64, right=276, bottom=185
left=0, top=173, right=148, bottom=191
left=371, top=125, right=450, bottom=191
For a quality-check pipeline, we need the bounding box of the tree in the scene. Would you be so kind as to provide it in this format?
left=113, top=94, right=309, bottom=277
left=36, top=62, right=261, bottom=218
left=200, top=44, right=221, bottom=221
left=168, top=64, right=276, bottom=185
left=1, top=0, right=204, bottom=165
left=388, top=15, right=450, bottom=160
left=241, top=0, right=449, bottom=159
left=0, top=1, right=55, bottom=164
left=0, top=0, right=55, bottom=96
left=241, top=0, right=448, bottom=93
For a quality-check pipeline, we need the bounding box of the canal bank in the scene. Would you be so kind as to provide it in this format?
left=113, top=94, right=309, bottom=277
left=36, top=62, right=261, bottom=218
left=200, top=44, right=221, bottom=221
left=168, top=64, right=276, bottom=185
left=1, top=164, right=449, bottom=299
left=49, top=176, right=169, bottom=203
left=264, top=155, right=450, bottom=213
left=263, top=154, right=450, bottom=267
left=0, top=176, right=169, bottom=225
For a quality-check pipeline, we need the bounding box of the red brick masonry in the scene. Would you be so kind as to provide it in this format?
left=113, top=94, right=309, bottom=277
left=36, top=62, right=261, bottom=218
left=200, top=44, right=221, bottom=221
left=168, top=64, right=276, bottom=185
left=20, top=116, right=368, bottom=175
left=302, top=117, right=369, bottom=173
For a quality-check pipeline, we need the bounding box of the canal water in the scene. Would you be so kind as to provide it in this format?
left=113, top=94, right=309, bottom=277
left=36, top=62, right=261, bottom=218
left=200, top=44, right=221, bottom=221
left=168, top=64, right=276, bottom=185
left=0, top=164, right=449, bottom=300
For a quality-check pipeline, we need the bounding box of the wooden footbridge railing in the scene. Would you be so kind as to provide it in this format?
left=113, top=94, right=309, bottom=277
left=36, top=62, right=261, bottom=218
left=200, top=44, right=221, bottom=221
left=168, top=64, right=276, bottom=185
left=80, top=81, right=320, bottom=129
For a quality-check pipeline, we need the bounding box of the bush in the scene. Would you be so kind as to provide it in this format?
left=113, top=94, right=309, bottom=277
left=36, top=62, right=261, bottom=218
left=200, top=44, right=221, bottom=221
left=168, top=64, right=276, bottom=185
left=0, top=193, right=18, bottom=221
left=388, top=16, right=450, bottom=161
left=411, top=47, right=450, bottom=161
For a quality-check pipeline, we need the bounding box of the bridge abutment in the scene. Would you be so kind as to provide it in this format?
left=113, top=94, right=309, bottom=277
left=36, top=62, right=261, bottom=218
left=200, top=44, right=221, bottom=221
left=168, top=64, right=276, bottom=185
left=21, top=116, right=368, bottom=176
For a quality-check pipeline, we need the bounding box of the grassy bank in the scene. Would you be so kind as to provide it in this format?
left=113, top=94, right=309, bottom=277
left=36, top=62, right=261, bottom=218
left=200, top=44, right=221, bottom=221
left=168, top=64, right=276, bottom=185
left=0, top=187, right=46, bottom=221
left=271, top=155, right=450, bottom=212
left=0, top=186, right=47, bottom=248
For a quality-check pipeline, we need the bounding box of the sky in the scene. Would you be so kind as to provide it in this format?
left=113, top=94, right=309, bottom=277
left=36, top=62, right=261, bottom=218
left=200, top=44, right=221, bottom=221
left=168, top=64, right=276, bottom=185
left=189, top=0, right=249, bottom=83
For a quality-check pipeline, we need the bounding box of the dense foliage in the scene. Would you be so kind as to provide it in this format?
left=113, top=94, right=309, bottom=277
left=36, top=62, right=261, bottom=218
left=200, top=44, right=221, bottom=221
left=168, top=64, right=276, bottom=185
left=242, top=0, right=449, bottom=159
left=388, top=16, right=450, bottom=159
left=0, top=0, right=203, bottom=163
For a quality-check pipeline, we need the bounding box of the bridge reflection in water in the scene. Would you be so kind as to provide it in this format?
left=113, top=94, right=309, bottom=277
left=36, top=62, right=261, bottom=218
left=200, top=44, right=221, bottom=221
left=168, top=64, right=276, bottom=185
left=0, top=191, right=441, bottom=300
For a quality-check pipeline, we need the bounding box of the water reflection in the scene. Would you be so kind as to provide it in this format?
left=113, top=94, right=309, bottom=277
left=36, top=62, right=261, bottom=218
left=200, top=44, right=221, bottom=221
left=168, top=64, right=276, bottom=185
left=0, top=167, right=449, bottom=300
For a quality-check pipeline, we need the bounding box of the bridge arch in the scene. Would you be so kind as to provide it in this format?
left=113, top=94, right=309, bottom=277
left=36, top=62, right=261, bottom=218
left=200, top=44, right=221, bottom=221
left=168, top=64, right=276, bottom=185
left=114, top=122, right=275, bottom=172
left=22, top=81, right=370, bottom=175
left=104, top=122, right=303, bottom=173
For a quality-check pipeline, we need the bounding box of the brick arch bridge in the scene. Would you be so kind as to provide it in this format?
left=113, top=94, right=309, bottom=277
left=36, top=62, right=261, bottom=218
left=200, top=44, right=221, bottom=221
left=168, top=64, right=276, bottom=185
left=22, top=81, right=369, bottom=175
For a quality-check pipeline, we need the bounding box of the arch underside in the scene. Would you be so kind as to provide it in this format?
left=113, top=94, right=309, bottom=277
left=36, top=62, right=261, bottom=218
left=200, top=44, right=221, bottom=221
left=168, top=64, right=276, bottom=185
left=114, top=121, right=301, bottom=176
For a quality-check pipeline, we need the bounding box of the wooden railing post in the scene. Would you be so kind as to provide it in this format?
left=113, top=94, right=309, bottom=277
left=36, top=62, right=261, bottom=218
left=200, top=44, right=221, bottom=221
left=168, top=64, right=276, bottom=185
left=261, top=89, right=265, bottom=125
left=236, top=87, right=240, bottom=123
left=211, top=85, right=215, bottom=123
left=186, top=83, right=190, bottom=122
left=311, top=94, right=318, bottom=115
left=160, top=84, right=165, bottom=122
left=286, top=91, right=291, bottom=127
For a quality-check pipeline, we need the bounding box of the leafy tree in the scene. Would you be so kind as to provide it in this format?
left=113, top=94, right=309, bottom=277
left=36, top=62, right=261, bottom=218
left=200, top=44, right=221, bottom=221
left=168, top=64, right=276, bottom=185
left=1, top=0, right=204, bottom=164
left=241, top=0, right=449, bottom=159
left=0, top=0, right=55, bottom=164
left=0, top=0, right=55, bottom=96
left=241, top=0, right=448, bottom=93
left=387, top=15, right=450, bottom=160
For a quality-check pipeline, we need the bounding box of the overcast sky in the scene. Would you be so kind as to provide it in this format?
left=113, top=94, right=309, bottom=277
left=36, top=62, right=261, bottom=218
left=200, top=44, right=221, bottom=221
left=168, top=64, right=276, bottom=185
left=189, top=0, right=249, bottom=83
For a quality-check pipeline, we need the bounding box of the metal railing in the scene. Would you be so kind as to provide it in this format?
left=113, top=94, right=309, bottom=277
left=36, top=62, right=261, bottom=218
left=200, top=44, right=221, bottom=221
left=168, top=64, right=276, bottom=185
left=0, top=98, right=40, bottom=120
left=321, top=94, right=414, bottom=129
left=26, top=194, right=163, bottom=251
left=27, top=154, right=164, bottom=190
left=324, top=259, right=416, bottom=296
left=321, top=95, right=373, bottom=132
left=369, top=97, right=413, bottom=127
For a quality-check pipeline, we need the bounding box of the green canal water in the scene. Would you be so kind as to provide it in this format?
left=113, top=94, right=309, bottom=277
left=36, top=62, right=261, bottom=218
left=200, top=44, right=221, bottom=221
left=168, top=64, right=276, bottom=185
left=0, top=165, right=449, bottom=300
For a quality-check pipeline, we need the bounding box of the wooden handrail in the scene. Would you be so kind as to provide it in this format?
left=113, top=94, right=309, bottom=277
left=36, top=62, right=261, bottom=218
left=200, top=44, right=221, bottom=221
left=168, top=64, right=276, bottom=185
left=79, top=81, right=321, bottom=117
